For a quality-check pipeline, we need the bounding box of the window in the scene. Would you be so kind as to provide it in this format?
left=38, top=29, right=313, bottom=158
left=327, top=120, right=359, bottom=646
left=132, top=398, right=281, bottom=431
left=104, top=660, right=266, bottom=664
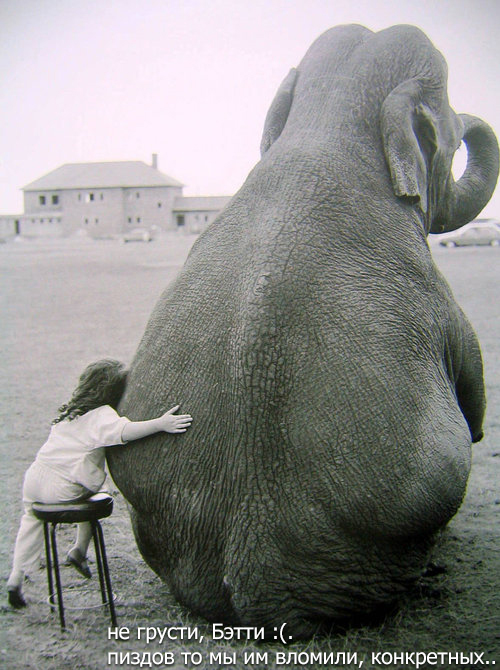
left=86, top=192, right=94, bottom=203
left=95, top=218, right=99, bottom=224
left=158, top=202, right=162, bottom=208
left=136, top=192, right=140, bottom=198
left=128, top=217, right=132, bottom=223
left=52, top=195, right=59, bottom=205
left=100, top=193, right=104, bottom=200
left=176, top=215, right=185, bottom=227
left=39, top=195, right=46, bottom=205
left=136, top=217, right=141, bottom=223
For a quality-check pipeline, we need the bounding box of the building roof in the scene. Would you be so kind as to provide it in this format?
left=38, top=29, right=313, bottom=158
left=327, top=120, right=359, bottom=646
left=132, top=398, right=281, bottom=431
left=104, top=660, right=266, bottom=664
left=23, top=161, right=184, bottom=191
left=173, top=196, right=232, bottom=212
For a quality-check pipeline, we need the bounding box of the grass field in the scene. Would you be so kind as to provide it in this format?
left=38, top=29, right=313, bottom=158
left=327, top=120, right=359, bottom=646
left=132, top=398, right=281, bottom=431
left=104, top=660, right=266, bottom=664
left=0, top=234, right=498, bottom=670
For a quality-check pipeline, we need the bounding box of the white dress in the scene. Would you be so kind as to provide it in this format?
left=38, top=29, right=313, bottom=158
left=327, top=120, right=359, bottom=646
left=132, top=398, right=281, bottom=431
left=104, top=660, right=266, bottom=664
left=11, top=405, right=130, bottom=574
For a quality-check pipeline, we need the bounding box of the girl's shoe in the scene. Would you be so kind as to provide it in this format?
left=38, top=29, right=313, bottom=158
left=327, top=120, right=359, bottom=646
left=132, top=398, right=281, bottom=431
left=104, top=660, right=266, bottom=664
left=8, top=586, right=27, bottom=608
left=65, top=549, right=92, bottom=579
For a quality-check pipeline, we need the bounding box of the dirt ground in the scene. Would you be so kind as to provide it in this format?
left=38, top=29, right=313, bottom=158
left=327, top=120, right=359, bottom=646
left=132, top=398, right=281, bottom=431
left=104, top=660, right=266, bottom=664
left=0, top=234, right=498, bottom=670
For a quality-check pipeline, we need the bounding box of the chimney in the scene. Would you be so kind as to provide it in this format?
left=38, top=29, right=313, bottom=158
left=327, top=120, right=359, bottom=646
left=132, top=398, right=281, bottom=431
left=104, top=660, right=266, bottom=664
left=152, top=153, right=158, bottom=169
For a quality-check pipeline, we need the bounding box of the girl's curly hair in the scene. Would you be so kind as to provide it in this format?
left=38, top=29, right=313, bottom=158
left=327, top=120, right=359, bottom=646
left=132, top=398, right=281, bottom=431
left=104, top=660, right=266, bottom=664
left=53, top=359, right=128, bottom=424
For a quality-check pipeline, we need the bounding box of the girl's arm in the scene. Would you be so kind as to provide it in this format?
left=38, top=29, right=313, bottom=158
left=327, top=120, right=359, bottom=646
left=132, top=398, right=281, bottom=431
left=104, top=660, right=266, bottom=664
left=121, top=405, right=192, bottom=443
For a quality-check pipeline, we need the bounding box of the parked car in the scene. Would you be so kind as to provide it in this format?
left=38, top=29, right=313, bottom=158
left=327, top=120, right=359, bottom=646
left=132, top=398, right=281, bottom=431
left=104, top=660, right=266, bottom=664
left=439, top=224, right=500, bottom=248
left=121, top=228, right=153, bottom=243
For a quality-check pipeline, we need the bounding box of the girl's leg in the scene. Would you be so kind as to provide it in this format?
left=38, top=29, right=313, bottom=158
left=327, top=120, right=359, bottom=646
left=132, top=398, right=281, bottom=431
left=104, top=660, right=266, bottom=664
left=8, top=505, right=45, bottom=585
left=7, top=505, right=44, bottom=606
left=74, top=521, right=93, bottom=556
left=67, top=488, right=103, bottom=575
left=66, top=522, right=93, bottom=578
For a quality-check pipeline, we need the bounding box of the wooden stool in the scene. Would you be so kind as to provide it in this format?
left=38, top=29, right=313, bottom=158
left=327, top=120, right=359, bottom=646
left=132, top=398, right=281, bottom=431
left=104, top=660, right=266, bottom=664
left=31, top=493, right=117, bottom=629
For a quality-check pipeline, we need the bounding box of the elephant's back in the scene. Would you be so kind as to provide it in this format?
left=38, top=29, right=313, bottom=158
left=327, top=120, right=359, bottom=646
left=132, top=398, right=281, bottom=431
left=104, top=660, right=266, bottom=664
left=116, top=202, right=472, bottom=529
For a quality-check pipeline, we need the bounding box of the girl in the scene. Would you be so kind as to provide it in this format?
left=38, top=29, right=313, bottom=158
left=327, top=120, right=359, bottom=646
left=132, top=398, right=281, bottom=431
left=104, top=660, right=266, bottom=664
left=7, top=358, right=192, bottom=608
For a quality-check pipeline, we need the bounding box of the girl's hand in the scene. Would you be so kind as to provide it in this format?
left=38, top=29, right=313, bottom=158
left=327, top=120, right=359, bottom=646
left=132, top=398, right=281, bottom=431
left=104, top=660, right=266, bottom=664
left=158, top=405, right=193, bottom=433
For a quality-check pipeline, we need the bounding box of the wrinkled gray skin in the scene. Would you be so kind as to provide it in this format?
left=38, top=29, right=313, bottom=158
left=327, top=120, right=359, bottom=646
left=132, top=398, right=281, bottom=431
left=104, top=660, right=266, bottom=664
left=108, top=25, right=499, bottom=637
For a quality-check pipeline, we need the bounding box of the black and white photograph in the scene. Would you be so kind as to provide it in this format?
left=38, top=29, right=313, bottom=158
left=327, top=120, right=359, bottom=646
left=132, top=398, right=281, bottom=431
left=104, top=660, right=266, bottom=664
left=1, top=1, right=499, bottom=669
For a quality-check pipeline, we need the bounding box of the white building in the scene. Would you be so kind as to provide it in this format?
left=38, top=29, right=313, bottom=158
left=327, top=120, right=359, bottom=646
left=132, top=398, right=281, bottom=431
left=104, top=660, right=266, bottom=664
left=173, top=196, right=232, bottom=234
left=0, top=155, right=231, bottom=239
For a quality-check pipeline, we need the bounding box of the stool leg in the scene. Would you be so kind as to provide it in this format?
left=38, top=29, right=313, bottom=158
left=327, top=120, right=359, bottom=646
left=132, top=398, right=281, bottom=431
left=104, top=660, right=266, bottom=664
left=91, top=522, right=107, bottom=604
left=49, top=523, right=66, bottom=629
left=43, top=522, right=55, bottom=613
left=93, top=521, right=117, bottom=627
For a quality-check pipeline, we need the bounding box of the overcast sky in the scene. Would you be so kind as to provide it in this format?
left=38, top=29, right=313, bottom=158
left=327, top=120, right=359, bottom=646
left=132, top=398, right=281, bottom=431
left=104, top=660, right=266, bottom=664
left=1, top=0, right=499, bottom=217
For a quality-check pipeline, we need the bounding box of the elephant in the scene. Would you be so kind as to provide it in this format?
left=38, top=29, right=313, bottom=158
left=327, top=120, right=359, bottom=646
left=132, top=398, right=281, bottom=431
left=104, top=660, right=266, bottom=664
left=108, top=24, right=499, bottom=638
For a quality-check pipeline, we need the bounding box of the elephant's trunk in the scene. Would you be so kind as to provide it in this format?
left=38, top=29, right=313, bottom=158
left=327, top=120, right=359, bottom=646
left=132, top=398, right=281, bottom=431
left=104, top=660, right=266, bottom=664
left=431, top=115, right=499, bottom=233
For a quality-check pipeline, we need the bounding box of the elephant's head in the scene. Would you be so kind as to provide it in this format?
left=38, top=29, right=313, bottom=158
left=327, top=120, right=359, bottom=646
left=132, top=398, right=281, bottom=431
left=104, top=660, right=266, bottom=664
left=260, top=24, right=499, bottom=235
left=381, top=92, right=499, bottom=234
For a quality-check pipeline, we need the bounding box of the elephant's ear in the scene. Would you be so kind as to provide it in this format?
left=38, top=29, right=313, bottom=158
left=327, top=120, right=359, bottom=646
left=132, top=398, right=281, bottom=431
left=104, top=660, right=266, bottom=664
left=381, top=79, right=439, bottom=214
left=260, top=68, right=298, bottom=156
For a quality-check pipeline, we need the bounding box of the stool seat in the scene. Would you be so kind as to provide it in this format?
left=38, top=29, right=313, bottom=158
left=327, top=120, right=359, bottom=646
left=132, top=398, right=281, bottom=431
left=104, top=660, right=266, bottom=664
left=32, top=493, right=113, bottom=524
